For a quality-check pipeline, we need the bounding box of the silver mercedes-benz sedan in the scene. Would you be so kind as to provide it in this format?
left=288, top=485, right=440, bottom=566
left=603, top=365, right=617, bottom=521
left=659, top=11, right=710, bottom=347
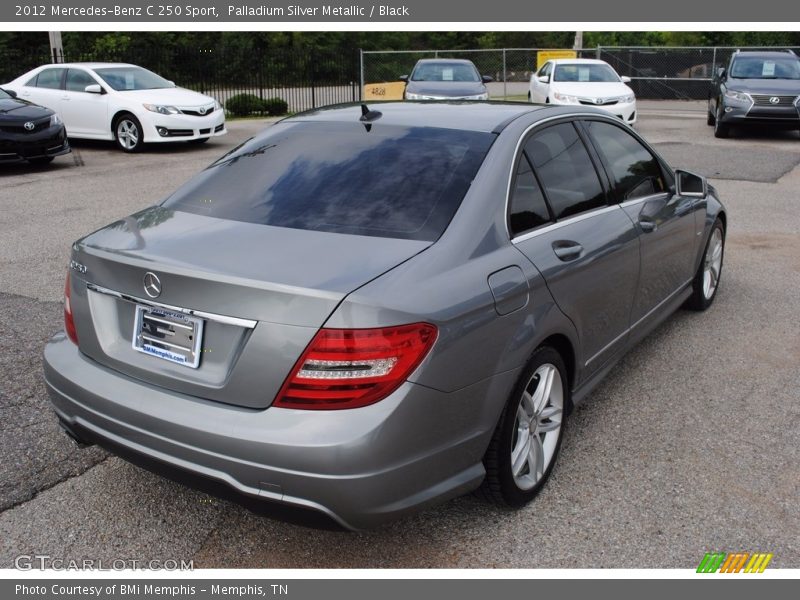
left=44, top=102, right=726, bottom=529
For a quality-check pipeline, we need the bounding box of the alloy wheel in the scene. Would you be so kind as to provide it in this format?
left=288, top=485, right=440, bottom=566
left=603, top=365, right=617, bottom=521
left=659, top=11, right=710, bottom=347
left=117, top=119, right=139, bottom=150
left=510, top=363, right=564, bottom=491
left=703, top=227, right=723, bottom=299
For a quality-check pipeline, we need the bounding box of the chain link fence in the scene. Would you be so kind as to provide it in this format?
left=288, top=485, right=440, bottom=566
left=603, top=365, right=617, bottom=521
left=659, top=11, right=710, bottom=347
left=361, top=46, right=800, bottom=100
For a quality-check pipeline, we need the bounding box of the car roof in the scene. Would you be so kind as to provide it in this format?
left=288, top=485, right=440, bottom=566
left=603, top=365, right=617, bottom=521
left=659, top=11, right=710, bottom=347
left=732, top=50, right=799, bottom=59
left=414, top=58, right=478, bottom=65
left=38, top=62, right=137, bottom=69
left=549, top=58, right=610, bottom=65
left=285, top=101, right=610, bottom=134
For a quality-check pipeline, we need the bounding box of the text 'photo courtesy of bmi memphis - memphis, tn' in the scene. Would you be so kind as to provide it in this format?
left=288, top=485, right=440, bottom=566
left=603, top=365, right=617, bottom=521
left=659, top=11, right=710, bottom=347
left=43, top=94, right=727, bottom=529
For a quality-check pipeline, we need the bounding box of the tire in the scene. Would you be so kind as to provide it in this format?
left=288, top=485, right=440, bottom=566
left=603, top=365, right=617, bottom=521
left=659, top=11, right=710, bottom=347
left=480, top=346, right=569, bottom=507
left=707, top=102, right=716, bottom=126
left=114, top=114, right=145, bottom=152
left=527, top=91, right=532, bottom=103
left=713, top=105, right=729, bottom=138
left=686, top=219, right=725, bottom=311
left=28, top=156, right=54, bottom=165
left=188, top=137, right=210, bottom=144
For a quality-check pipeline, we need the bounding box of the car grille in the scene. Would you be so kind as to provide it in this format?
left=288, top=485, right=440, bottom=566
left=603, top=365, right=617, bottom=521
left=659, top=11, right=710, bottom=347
left=578, top=98, right=619, bottom=106
left=751, top=94, right=798, bottom=106
left=0, top=118, right=51, bottom=134
left=180, top=104, right=216, bottom=117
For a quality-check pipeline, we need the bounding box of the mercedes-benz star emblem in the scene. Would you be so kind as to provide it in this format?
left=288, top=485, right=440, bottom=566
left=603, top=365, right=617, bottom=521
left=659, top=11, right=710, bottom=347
left=769, top=96, right=780, bottom=104
left=23, top=121, right=35, bottom=131
left=143, top=272, right=162, bottom=298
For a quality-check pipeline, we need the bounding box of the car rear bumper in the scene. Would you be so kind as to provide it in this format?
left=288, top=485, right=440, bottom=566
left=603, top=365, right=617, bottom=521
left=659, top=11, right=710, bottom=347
left=0, top=125, right=70, bottom=163
left=44, top=333, right=513, bottom=529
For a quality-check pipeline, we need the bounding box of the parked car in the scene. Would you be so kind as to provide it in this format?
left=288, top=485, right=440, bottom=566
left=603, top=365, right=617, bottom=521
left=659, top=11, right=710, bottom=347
left=0, top=87, right=70, bottom=165
left=708, top=50, right=800, bottom=138
left=530, top=58, right=637, bottom=125
left=400, top=59, right=492, bottom=100
left=44, top=102, right=726, bottom=529
left=4, top=63, right=226, bottom=152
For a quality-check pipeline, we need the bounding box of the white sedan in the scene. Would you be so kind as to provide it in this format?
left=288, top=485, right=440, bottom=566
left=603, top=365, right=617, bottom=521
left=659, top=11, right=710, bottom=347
left=4, top=63, right=226, bottom=152
left=529, top=59, right=637, bottom=125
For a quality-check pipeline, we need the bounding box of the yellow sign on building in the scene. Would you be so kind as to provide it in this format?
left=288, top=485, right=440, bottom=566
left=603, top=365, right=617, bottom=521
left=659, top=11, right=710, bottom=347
left=536, top=50, right=578, bottom=70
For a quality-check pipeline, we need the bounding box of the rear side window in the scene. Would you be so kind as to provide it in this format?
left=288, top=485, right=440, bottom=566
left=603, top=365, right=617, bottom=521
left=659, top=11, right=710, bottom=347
left=584, top=121, right=666, bottom=202
left=163, top=121, right=494, bottom=241
left=34, top=68, right=64, bottom=90
left=509, top=153, right=551, bottom=236
left=524, top=123, right=606, bottom=220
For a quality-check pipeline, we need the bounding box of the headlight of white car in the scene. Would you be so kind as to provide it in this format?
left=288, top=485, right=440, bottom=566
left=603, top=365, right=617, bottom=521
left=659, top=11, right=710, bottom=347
left=552, top=91, right=580, bottom=104
left=213, top=99, right=222, bottom=111
left=50, top=113, right=62, bottom=127
left=143, top=104, right=181, bottom=115
left=462, top=93, right=489, bottom=100
left=405, top=92, right=424, bottom=100
left=723, top=89, right=752, bottom=104
left=622, top=94, right=635, bottom=103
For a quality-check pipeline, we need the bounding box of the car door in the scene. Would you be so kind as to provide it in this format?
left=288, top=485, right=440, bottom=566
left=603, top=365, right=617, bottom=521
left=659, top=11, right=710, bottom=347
left=62, top=68, right=108, bottom=137
left=511, top=121, right=640, bottom=376
left=581, top=118, right=700, bottom=330
left=19, top=68, right=66, bottom=113
left=530, top=62, right=552, bottom=103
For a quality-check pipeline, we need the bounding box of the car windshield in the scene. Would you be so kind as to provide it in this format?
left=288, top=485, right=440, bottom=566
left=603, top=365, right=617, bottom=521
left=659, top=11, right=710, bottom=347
left=93, top=66, right=175, bottom=91
left=554, top=64, right=620, bottom=83
left=730, top=56, right=800, bottom=79
left=411, top=62, right=481, bottom=83
left=0, top=89, right=11, bottom=99
left=163, top=121, right=495, bottom=241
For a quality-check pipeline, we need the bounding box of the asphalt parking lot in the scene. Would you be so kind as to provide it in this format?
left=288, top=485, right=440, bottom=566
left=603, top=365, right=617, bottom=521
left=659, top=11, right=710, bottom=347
left=1, top=101, right=798, bottom=569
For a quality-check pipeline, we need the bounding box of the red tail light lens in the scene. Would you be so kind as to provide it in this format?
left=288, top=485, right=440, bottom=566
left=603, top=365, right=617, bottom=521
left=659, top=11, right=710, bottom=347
left=64, top=272, right=78, bottom=345
left=275, top=323, right=438, bottom=410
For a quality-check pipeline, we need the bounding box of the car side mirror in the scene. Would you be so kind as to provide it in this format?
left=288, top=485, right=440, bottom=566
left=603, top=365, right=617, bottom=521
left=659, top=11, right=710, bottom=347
left=84, top=84, right=103, bottom=94
left=3, top=88, right=17, bottom=98
left=481, top=75, right=494, bottom=83
left=716, top=67, right=726, bottom=79
left=537, top=75, right=550, bottom=84
left=675, top=169, right=708, bottom=198
left=620, top=75, right=632, bottom=83
left=398, top=75, right=409, bottom=82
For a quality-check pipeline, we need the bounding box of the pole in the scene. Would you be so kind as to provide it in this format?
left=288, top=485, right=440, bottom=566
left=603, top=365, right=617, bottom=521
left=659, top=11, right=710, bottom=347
left=48, top=31, right=63, bottom=63
left=573, top=31, right=583, bottom=51
left=502, top=49, right=507, bottom=100
left=359, top=48, right=364, bottom=98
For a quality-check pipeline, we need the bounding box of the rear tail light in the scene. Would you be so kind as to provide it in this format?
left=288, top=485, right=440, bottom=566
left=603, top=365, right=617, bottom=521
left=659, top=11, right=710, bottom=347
left=275, top=323, right=438, bottom=410
left=64, top=272, right=78, bottom=345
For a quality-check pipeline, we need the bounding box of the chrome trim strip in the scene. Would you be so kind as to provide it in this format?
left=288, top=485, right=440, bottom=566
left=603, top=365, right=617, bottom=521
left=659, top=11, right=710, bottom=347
left=511, top=205, right=619, bottom=245
left=86, top=282, right=257, bottom=329
left=584, top=327, right=630, bottom=367
left=584, top=279, right=693, bottom=367
left=629, top=278, right=694, bottom=332
left=618, top=192, right=670, bottom=209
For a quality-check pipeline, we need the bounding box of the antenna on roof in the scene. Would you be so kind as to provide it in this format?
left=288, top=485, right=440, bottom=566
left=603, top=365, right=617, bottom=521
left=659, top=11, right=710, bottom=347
left=359, top=104, right=382, bottom=122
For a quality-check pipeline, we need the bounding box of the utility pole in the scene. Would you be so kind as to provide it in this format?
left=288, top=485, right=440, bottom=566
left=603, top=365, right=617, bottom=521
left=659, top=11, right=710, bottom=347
left=48, top=31, right=63, bottom=63
left=573, top=31, right=583, bottom=51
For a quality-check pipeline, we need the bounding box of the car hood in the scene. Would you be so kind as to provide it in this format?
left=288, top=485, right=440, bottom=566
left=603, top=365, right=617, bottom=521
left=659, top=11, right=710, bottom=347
left=110, top=86, right=215, bottom=106
left=0, top=97, right=53, bottom=121
left=726, top=78, right=800, bottom=95
left=405, top=80, right=487, bottom=97
left=551, top=81, right=633, bottom=99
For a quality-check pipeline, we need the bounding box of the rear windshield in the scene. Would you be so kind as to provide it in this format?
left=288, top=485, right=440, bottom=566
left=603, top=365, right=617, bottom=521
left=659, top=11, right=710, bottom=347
left=163, top=121, right=494, bottom=241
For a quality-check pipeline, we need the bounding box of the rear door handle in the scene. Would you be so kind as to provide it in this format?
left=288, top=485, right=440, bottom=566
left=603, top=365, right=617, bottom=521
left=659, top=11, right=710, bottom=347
left=552, top=241, right=584, bottom=261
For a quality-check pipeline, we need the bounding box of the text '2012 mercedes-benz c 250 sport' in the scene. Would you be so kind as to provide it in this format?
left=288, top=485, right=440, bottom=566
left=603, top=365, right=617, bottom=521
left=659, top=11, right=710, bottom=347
left=44, top=102, right=726, bottom=529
